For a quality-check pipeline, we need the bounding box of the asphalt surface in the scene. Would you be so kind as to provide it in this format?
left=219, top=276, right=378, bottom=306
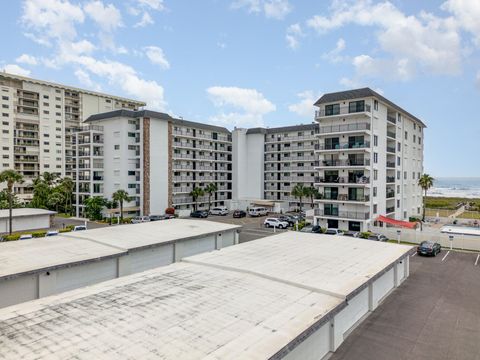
left=331, top=250, right=480, bottom=360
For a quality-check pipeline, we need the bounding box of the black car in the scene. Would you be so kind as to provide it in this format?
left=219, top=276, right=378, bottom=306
left=278, top=215, right=296, bottom=226
left=190, top=210, right=209, bottom=218
left=300, top=225, right=322, bottom=233
left=149, top=214, right=174, bottom=221
left=233, top=210, right=246, bottom=218
left=368, top=233, right=388, bottom=242
left=417, top=241, right=441, bottom=256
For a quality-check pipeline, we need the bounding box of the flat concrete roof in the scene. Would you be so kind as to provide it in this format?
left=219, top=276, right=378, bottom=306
left=0, top=208, right=56, bottom=219
left=0, top=232, right=412, bottom=359
left=0, top=220, right=240, bottom=280
left=0, top=236, right=125, bottom=280
left=64, top=219, right=241, bottom=251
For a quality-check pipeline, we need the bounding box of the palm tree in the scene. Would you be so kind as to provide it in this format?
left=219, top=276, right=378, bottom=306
left=418, top=174, right=434, bottom=221
left=60, top=177, right=74, bottom=215
left=291, top=184, right=306, bottom=212
left=304, top=186, right=320, bottom=209
left=47, top=191, right=64, bottom=212
left=0, top=170, right=24, bottom=234
left=205, top=183, right=218, bottom=212
left=83, top=196, right=106, bottom=220
left=112, top=189, right=131, bottom=222
left=42, top=172, right=59, bottom=186
left=190, top=187, right=205, bottom=211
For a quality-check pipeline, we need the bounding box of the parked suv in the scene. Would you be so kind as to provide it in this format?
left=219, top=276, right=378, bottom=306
left=210, top=206, right=229, bottom=216
left=325, top=228, right=344, bottom=236
left=278, top=215, right=296, bottom=227
left=368, top=233, right=388, bottom=242
left=233, top=210, right=246, bottom=218
left=131, top=216, right=150, bottom=224
left=190, top=210, right=209, bottom=218
left=264, top=218, right=289, bottom=229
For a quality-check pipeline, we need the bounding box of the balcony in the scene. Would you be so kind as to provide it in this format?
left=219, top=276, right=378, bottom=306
left=386, top=176, right=395, bottom=183
left=387, top=115, right=396, bottom=124
left=318, top=159, right=370, bottom=167
left=316, top=142, right=370, bottom=151
left=386, top=206, right=395, bottom=214
left=387, top=130, right=396, bottom=138
left=386, top=161, right=396, bottom=168
left=318, top=123, right=370, bottom=135
left=315, top=104, right=371, bottom=118
left=314, top=209, right=370, bottom=220
left=315, top=176, right=370, bottom=185
left=173, top=187, right=193, bottom=194
left=386, top=190, right=396, bottom=199
left=320, top=194, right=370, bottom=202
left=386, top=146, right=396, bottom=153
left=173, top=176, right=194, bottom=182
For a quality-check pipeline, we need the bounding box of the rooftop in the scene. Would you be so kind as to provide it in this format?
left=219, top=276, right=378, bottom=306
left=0, top=208, right=56, bottom=220
left=0, top=72, right=146, bottom=106
left=245, top=123, right=318, bottom=135
left=0, top=232, right=412, bottom=359
left=0, top=219, right=240, bottom=280
left=314, top=87, right=426, bottom=127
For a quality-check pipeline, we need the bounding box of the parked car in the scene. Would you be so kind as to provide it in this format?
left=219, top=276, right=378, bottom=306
left=264, top=218, right=289, bottom=229
left=368, top=233, right=388, bottom=242
left=325, top=228, right=344, bottom=236
left=233, top=210, right=246, bottom=218
left=131, top=216, right=150, bottom=224
left=279, top=215, right=296, bottom=227
left=300, top=225, right=322, bottom=233
left=343, top=231, right=360, bottom=238
left=148, top=215, right=174, bottom=221
left=248, top=207, right=268, bottom=217
left=210, top=206, right=229, bottom=216
left=417, top=241, right=441, bottom=256
left=46, top=231, right=59, bottom=237
left=73, top=225, right=87, bottom=232
left=19, top=234, right=33, bottom=240
left=190, top=210, right=209, bottom=218
left=300, top=225, right=313, bottom=233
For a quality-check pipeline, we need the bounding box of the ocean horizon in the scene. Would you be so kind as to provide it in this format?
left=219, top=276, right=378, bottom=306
left=428, top=177, right=480, bottom=198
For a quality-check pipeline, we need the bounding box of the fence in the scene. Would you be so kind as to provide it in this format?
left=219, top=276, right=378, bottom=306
left=369, top=226, right=480, bottom=252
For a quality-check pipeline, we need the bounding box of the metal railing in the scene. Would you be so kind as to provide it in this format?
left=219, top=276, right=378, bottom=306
left=316, top=142, right=370, bottom=150
left=386, top=146, right=396, bottom=153
left=386, top=176, right=395, bottom=183
left=386, top=161, right=396, bottom=168
left=319, top=159, right=370, bottom=167
left=387, top=131, right=396, bottom=138
left=318, top=122, right=370, bottom=134
left=316, top=104, right=371, bottom=118
left=315, top=176, right=370, bottom=184
left=387, top=115, right=396, bottom=124
left=314, top=209, right=370, bottom=220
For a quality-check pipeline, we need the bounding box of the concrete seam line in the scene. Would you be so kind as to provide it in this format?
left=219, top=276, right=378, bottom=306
left=62, top=234, right=127, bottom=251
left=182, top=258, right=346, bottom=300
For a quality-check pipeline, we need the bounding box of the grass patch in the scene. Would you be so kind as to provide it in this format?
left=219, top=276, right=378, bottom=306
left=458, top=211, right=480, bottom=220
left=56, top=213, right=72, bottom=218
left=425, top=196, right=480, bottom=210
left=425, top=208, right=455, bottom=217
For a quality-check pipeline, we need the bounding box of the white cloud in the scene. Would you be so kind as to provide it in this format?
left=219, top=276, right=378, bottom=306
left=1, top=64, right=31, bottom=77
left=285, top=23, right=304, bottom=49
left=232, top=0, right=291, bottom=19
left=352, top=54, right=415, bottom=81
left=442, top=0, right=480, bottom=45
left=322, top=38, right=346, bottom=63
left=207, top=86, right=276, bottom=128
left=339, top=77, right=362, bottom=89
left=137, top=0, right=164, bottom=11
left=307, top=0, right=462, bottom=79
left=288, top=90, right=320, bottom=118
left=16, top=54, right=38, bottom=65
left=84, top=1, right=122, bottom=32
left=134, top=12, right=154, bottom=27
left=144, top=46, right=170, bottom=69
left=74, top=68, right=100, bottom=90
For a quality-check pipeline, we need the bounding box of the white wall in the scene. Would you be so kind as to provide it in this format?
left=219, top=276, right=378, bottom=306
left=149, top=119, right=170, bottom=215
left=0, top=215, right=51, bottom=233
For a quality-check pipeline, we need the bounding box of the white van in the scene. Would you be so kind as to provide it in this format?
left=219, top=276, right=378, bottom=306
left=210, top=206, right=229, bottom=216
left=248, top=207, right=268, bottom=217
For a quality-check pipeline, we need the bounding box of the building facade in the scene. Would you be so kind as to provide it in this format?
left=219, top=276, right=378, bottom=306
left=74, top=110, right=232, bottom=217
left=232, top=124, right=318, bottom=210
left=0, top=73, right=145, bottom=201
left=313, top=88, right=425, bottom=232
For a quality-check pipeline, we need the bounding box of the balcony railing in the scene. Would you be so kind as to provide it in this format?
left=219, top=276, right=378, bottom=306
left=386, top=176, right=395, bottom=183
left=316, top=104, right=371, bottom=118
left=319, top=159, right=370, bottom=167
left=386, top=161, right=396, bottom=168
left=386, top=146, right=396, bottom=153
left=316, top=142, right=370, bottom=151
left=386, top=190, right=396, bottom=198
left=314, top=209, right=370, bottom=220
left=321, top=194, right=369, bottom=202
left=315, top=176, right=370, bottom=184
left=387, top=131, right=396, bottom=138
left=387, top=115, right=396, bottom=124
left=318, top=122, right=370, bottom=134
left=386, top=206, right=395, bottom=213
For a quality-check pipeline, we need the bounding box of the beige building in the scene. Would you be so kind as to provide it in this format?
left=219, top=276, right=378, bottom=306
left=0, top=72, right=145, bottom=201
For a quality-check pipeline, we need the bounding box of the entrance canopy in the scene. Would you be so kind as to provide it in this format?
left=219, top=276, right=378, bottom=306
left=375, top=215, right=417, bottom=229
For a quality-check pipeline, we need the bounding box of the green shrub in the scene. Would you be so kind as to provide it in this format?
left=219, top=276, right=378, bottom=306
left=3, top=234, right=20, bottom=241
left=122, top=218, right=132, bottom=224
left=409, top=216, right=421, bottom=222
left=359, top=231, right=371, bottom=239
left=59, top=228, right=72, bottom=233
left=32, top=231, right=47, bottom=238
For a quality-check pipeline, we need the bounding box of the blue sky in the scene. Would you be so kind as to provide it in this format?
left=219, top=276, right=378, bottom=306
left=0, top=0, right=479, bottom=177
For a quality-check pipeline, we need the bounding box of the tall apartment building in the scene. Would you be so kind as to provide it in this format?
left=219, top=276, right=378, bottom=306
left=232, top=124, right=318, bottom=210
left=313, top=88, right=425, bottom=232
left=73, top=110, right=232, bottom=217
left=0, top=72, right=145, bottom=201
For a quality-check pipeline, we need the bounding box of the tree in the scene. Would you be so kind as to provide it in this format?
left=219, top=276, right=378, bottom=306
left=0, top=170, right=24, bottom=234
left=112, top=190, right=131, bottom=222
left=205, top=183, right=218, bottom=212
left=291, top=184, right=306, bottom=212
left=31, top=180, right=50, bottom=209
left=59, top=177, right=74, bottom=215
left=42, top=172, right=59, bottom=186
left=189, top=187, right=205, bottom=211
left=304, top=186, right=320, bottom=209
left=0, top=190, right=20, bottom=210
left=83, top=196, right=106, bottom=221
left=418, top=174, right=434, bottom=221
left=47, top=191, right=64, bottom=212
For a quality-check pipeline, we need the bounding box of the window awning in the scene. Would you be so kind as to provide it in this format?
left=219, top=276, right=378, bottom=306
left=375, top=215, right=417, bottom=229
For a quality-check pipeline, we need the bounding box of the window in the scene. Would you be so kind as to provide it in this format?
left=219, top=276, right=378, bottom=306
left=43, top=110, right=49, bottom=114
left=128, top=132, right=135, bottom=137
left=413, top=134, right=416, bottom=143
left=2, top=113, right=8, bottom=117
left=2, top=104, right=8, bottom=109
left=43, top=95, right=49, bottom=99
left=2, top=155, right=9, bottom=159
left=397, top=171, right=400, bottom=180
left=404, top=131, right=408, bottom=140
left=2, top=121, right=8, bottom=126
left=413, top=123, right=416, bottom=130
left=373, top=135, right=378, bottom=146
left=373, top=152, right=378, bottom=163
left=418, top=137, right=421, bottom=145
left=106, top=99, right=111, bottom=103
left=397, top=157, right=400, bottom=166
left=55, top=97, right=61, bottom=101
left=349, top=100, right=365, bottom=113
left=128, top=171, right=135, bottom=176
left=404, top=171, right=407, bottom=180
left=374, top=100, right=378, bottom=110
left=43, top=102, right=49, bottom=106
left=373, top=169, right=378, bottom=180
left=128, top=184, right=136, bottom=189
left=412, top=172, right=415, bottom=179
left=373, top=187, right=377, bottom=197
left=114, top=145, right=120, bottom=150
left=397, top=142, right=401, bottom=151
left=397, top=185, right=400, bottom=193
left=2, top=130, right=8, bottom=134
left=373, top=204, right=377, bottom=214
left=397, top=199, right=400, bottom=208
left=1, top=96, right=8, bottom=100
left=325, top=103, right=340, bottom=116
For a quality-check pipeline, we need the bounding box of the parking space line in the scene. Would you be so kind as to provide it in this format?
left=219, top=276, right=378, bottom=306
left=475, top=254, right=479, bottom=266
left=411, top=252, right=416, bottom=257
left=441, top=251, right=450, bottom=262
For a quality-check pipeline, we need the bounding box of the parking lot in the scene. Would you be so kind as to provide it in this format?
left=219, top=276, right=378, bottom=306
left=331, top=250, right=480, bottom=360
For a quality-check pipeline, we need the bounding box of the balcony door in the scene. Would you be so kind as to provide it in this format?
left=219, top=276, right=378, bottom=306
left=324, top=187, right=338, bottom=200
left=324, top=203, right=339, bottom=216
left=325, top=137, right=340, bottom=150
left=348, top=187, right=364, bottom=201
left=348, top=136, right=364, bottom=148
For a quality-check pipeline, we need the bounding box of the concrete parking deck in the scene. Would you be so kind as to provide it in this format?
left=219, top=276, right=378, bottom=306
left=331, top=250, right=480, bottom=360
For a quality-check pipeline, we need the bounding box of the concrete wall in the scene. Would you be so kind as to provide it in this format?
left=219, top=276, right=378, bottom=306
left=149, top=118, right=170, bottom=215
left=0, top=214, right=51, bottom=233
left=0, top=229, right=239, bottom=309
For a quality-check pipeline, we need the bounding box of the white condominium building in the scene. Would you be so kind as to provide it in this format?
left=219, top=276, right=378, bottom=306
left=313, top=88, right=425, bottom=232
left=0, top=72, right=145, bottom=201
left=232, top=124, right=318, bottom=210
left=73, top=110, right=232, bottom=218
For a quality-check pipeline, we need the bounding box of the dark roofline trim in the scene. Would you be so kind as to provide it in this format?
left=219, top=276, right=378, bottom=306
left=246, top=123, right=318, bottom=135
left=314, top=88, right=426, bottom=127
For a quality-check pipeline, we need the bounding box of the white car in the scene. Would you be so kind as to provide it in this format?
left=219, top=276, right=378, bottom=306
left=248, top=207, right=268, bottom=217
left=131, top=216, right=150, bottom=224
left=210, top=207, right=229, bottom=216
left=325, top=228, right=345, bottom=236
left=73, top=225, right=87, bottom=232
left=19, top=234, right=33, bottom=240
left=264, top=218, right=289, bottom=229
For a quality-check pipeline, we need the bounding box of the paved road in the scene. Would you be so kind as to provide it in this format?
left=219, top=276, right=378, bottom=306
left=51, top=217, right=109, bottom=231
left=331, top=250, right=480, bottom=360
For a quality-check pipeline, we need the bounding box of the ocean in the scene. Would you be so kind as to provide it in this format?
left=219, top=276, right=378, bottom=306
left=428, top=177, right=480, bottom=198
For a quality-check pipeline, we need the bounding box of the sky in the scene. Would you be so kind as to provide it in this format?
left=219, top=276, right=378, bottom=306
left=0, top=0, right=479, bottom=178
